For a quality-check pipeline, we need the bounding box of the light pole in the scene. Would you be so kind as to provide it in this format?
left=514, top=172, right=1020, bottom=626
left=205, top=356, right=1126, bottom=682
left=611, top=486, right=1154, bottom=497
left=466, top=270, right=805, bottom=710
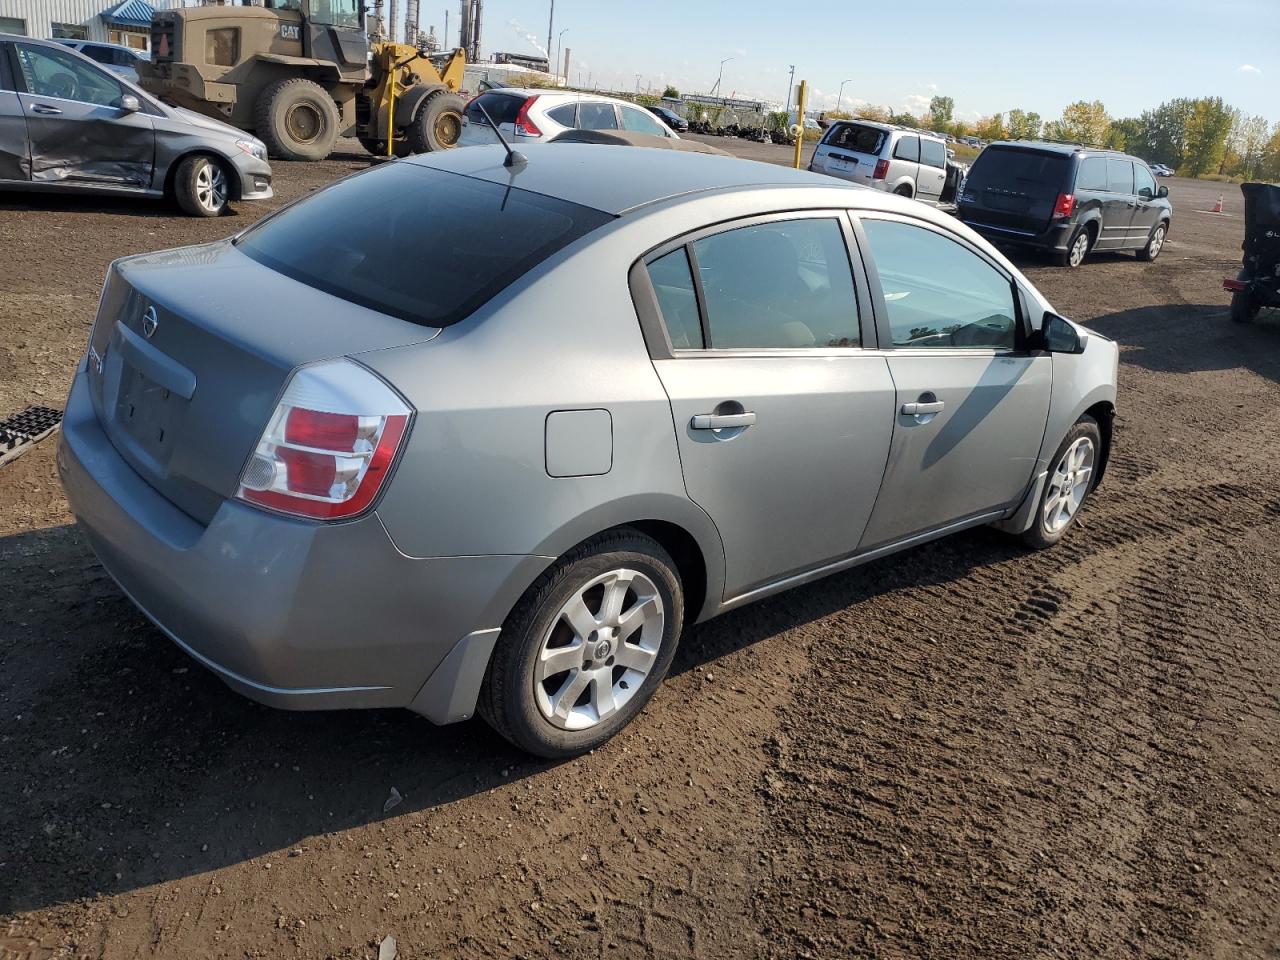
left=712, top=56, right=733, bottom=97
left=555, top=27, right=568, bottom=82
left=635, top=73, right=641, bottom=93
left=836, top=78, right=853, bottom=114
left=784, top=64, right=795, bottom=112
left=545, top=0, right=554, bottom=74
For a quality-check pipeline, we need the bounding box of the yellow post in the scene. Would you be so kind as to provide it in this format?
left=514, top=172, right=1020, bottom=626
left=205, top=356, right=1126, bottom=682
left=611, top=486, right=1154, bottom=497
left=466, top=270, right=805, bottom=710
left=792, top=79, right=807, bottom=170
left=386, top=55, right=397, bottom=159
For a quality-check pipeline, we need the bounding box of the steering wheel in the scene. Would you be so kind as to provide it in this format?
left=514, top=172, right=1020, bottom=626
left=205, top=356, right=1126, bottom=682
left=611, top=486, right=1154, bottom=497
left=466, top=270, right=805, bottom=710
left=46, top=71, right=77, bottom=100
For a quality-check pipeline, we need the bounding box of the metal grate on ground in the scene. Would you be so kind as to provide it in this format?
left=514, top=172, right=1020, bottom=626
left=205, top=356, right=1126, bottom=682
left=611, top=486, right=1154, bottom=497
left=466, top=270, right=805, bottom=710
left=0, top=405, right=64, bottom=469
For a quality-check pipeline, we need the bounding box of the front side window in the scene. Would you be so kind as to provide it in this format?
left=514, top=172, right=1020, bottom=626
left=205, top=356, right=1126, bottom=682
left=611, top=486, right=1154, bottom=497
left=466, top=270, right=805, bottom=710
left=646, top=248, right=703, bottom=349
left=1107, top=159, right=1134, bottom=195
left=862, top=218, right=1017, bottom=350
left=620, top=105, right=667, bottom=136
left=237, top=163, right=613, bottom=328
left=577, top=102, right=618, bottom=130
left=310, top=0, right=359, bottom=28
left=689, top=218, right=860, bottom=349
left=15, top=43, right=123, bottom=106
left=920, top=137, right=946, bottom=169
left=892, top=135, right=920, bottom=162
left=1134, top=163, right=1156, bottom=200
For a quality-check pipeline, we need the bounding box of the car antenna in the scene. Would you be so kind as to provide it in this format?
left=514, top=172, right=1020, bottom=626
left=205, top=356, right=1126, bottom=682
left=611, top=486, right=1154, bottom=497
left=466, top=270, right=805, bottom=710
left=476, top=101, right=527, bottom=169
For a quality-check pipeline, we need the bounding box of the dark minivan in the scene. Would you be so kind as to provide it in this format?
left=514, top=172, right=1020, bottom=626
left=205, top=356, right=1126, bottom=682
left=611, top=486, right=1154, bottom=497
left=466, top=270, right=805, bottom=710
left=959, top=142, right=1172, bottom=268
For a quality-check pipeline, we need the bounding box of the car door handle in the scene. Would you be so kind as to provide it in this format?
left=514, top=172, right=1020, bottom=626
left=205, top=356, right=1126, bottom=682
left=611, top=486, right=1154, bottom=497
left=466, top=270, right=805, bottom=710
left=691, top=412, right=756, bottom=430
left=31, top=104, right=62, bottom=115
left=901, top=401, right=945, bottom=416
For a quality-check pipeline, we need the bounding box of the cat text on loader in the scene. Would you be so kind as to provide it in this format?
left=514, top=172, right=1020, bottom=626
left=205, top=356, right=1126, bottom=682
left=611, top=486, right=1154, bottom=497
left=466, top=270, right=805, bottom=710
left=137, top=0, right=467, bottom=161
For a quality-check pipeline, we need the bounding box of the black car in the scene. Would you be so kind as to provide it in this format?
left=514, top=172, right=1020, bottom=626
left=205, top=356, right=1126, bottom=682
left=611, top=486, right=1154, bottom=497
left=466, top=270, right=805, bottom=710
left=958, top=142, right=1172, bottom=268
left=646, top=105, right=688, bottom=132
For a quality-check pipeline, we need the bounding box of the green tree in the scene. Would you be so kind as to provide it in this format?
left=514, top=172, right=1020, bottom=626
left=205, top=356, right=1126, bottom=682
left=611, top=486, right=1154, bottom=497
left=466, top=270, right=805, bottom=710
left=928, top=95, right=954, bottom=124
left=1181, top=97, right=1235, bottom=176
left=1006, top=108, right=1041, bottom=140
left=662, top=85, right=679, bottom=100
left=1106, top=117, right=1142, bottom=152
left=1261, top=123, right=1280, bottom=181
left=1135, top=98, right=1195, bottom=168
left=1046, top=100, right=1110, bottom=146
left=888, top=111, right=916, bottom=127
left=1228, top=113, right=1272, bottom=179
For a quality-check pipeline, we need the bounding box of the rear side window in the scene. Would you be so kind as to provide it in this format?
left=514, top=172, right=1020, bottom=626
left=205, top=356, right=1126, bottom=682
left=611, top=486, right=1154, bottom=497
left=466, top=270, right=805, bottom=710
left=689, top=219, right=860, bottom=349
left=1107, top=159, right=1134, bottom=194
left=920, top=138, right=946, bottom=169
left=893, top=135, right=920, bottom=162
left=464, top=92, right=522, bottom=126
left=822, top=122, right=886, bottom=155
left=237, top=163, right=613, bottom=328
left=646, top=249, right=703, bottom=349
left=966, top=147, right=1070, bottom=191
left=577, top=102, right=618, bottom=130
left=1075, top=157, right=1107, bottom=191
left=547, top=103, right=576, bottom=126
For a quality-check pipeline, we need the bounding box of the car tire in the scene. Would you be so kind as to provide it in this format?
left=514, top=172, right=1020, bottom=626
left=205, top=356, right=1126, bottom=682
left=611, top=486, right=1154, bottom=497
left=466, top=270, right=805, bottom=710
left=405, top=92, right=466, bottom=154
left=1057, top=225, right=1092, bottom=268
left=1230, top=289, right=1260, bottom=324
left=478, top=529, right=684, bottom=759
left=1021, top=416, right=1102, bottom=550
left=1138, top=220, right=1167, bottom=262
left=893, top=183, right=913, bottom=198
left=172, top=154, right=230, bottom=217
left=254, top=78, right=339, bottom=161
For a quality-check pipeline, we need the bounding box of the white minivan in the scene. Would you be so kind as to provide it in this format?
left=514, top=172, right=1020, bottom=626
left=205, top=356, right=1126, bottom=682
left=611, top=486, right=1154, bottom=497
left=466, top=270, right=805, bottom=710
left=810, top=120, right=948, bottom=203
left=459, top=89, right=679, bottom=148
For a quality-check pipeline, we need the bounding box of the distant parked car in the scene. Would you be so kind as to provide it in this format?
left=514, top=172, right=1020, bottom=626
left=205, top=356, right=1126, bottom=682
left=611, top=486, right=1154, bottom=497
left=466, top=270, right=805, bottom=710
left=0, top=33, right=272, bottom=216
left=809, top=119, right=949, bottom=203
left=55, top=39, right=148, bottom=83
left=1150, top=163, right=1173, bottom=177
left=460, top=89, right=679, bottom=147
left=60, top=143, right=1117, bottom=758
left=958, top=141, right=1172, bottom=268
left=646, top=104, right=688, bottom=132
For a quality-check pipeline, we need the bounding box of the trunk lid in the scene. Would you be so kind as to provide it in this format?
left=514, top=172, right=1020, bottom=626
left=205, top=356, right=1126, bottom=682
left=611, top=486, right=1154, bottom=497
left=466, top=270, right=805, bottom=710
left=959, top=146, right=1071, bottom=233
left=85, top=241, right=437, bottom=525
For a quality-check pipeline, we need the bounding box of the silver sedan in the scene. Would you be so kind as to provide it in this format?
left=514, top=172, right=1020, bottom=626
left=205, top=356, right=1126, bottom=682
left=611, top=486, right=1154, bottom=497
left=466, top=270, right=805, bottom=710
left=58, top=143, right=1118, bottom=757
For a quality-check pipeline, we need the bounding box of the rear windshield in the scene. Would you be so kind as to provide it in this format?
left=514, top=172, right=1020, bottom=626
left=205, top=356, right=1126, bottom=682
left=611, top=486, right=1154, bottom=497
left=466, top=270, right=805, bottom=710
left=464, top=92, right=522, bottom=126
left=237, top=163, right=613, bottom=328
left=967, top=147, right=1070, bottom=191
left=822, top=122, right=886, bottom=155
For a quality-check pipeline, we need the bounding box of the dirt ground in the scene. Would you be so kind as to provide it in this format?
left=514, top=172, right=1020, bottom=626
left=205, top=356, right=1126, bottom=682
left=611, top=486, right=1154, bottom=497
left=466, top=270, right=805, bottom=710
left=2, top=138, right=1279, bottom=960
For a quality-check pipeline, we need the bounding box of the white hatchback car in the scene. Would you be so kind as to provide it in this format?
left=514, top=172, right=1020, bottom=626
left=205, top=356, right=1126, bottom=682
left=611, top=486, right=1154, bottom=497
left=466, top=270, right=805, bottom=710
left=459, top=89, right=679, bottom=148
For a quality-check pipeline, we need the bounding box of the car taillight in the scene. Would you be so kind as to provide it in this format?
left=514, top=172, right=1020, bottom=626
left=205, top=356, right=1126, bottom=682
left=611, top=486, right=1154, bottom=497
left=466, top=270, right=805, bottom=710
left=236, top=360, right=410, bottom=521
left=514, top=96, right=542, bottom=137
left=1223, top=279, right=1249, bottom=292
left=1053, top=193, right=1076, bottom=218
left=872, top=159, right=889, bottom=180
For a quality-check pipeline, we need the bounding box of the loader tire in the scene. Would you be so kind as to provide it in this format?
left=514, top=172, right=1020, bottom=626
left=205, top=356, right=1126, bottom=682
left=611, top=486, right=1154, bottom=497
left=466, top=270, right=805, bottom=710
left=405, top=92, right=465, bottom=154
left=255, top=78, right=340, bottom=161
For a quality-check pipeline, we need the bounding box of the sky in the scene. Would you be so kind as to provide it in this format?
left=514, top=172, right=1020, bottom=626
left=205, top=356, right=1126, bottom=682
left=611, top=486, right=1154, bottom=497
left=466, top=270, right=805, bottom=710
left=423, top=0, right=1278, bottom=124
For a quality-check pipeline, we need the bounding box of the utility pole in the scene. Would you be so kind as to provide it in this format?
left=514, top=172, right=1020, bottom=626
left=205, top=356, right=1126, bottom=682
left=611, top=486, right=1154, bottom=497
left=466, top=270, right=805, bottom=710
left=784, top=64, right=795, bottom=112
left=546, top=0, right=553, bottom=72
left=444, top=8, right=448, bottom=47
left=635, top=73, right=641, bottom=92
left=836, top=78, right=852, bottom=114
left=555, top=27, right=568, bottom=82
left=712, top=56, right=733, bottom=97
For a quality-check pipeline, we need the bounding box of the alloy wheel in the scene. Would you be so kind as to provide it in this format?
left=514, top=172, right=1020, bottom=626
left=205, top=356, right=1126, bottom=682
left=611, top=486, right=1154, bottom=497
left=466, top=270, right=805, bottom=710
left=1069, top=231, right=1090, bottom=267
left=1148, top=225, right=1166, bottom=258
left=534, top=568, right=664, bottom=731
left=195, top=162, right=227, bottom=214
left=1043, top=436, right=1095, bottom=533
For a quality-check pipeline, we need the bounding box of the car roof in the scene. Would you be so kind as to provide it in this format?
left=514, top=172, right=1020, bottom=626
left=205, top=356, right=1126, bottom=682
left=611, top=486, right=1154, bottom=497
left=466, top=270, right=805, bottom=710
left=988, top=140, right=1144, bottom=163
left=827, top=118, right=945, bottom=141
left=482, top=88, right=648, bottom=109
left=405, top=143, right=850, bottom=216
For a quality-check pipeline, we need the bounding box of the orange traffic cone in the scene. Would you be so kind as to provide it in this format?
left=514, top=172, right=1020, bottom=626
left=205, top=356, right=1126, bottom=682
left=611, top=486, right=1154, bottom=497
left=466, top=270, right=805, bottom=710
left=1212, top=194, right=1223, bottom=213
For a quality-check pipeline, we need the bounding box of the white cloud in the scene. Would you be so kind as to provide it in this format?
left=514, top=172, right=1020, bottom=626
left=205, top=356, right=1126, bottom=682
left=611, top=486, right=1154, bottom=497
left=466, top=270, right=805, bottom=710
left=903, top=93, right=931, bottom=113
left=732, top=48, right=747, bottom=57
left=1238, top=63, right=1263, bottom=75
left=926, top=82, right=939, bottom=92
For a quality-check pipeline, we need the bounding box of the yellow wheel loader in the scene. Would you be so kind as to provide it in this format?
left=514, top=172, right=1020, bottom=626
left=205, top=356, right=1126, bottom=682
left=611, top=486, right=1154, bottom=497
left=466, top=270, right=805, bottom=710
left=138, top=0, right=466, bottom=162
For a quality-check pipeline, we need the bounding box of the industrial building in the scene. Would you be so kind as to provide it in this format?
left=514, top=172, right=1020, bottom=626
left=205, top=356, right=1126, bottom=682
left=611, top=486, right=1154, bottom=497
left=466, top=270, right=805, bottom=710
left=0, top=0, right=180, bottom=49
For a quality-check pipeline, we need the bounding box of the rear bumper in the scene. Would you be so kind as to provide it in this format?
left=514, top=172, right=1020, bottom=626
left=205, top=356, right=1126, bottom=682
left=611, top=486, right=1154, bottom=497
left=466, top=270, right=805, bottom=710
left=958, top=214, right=1074, bottom=252
left=57, top=365, right=546, bottom=719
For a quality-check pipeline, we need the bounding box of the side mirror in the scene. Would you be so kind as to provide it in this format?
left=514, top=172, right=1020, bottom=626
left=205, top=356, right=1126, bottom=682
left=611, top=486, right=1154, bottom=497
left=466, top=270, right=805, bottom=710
left=1157, top=185, right=1169, bottom=199
left=119, top=94, right=141, bottom=113
left=1042, top=312, right=1086, bottom=354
